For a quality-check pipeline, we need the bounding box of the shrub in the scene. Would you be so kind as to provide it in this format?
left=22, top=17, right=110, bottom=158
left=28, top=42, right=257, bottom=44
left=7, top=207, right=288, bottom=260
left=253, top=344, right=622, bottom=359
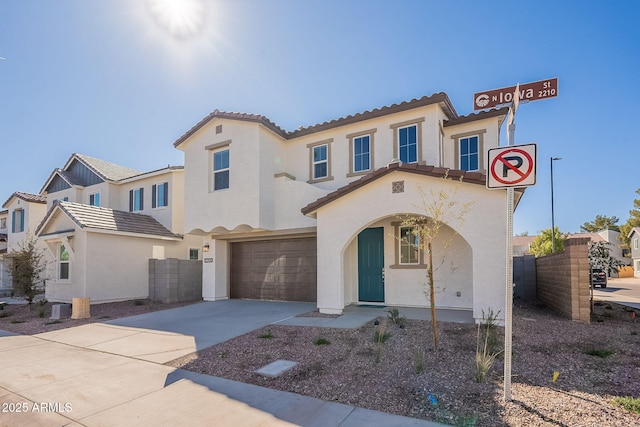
left=0, top=311, right=11, bottom=318
left=386, top=308, right=406, bottom=327
left=612, top=396, right=640, bottom=414
left=258, top=329, right=274, bottom=339
left=314, top=337, right=331, bottom=346
left=585, top=348, right=614, bottom=358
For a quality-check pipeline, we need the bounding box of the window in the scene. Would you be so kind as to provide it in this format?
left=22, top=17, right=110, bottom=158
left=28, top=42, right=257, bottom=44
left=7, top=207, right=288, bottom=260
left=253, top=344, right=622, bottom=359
left=58, top=243, right=70, bottom=280
left=0, top=217, right=6, bottom=229
left=391, top=118, right=423, bottom=164
left=399, top=227, right=420, bottom=264
left=189, top=249, right=199, bottom=260
left=452, top=130, right=486, bottom=172
left=634, top=238, right=639, bottom=251
left=129, top=188, right=144, bottom=212
left=152, top=182, right=168, bottom=208
left=459, top=136, right=479, bottom=171
left=307, top=139, right=333, bottom=183
left=89, top=192, right=101, bottom=207
left=313, top=144, right=328, bottom=179
left=12, top=209, right=24, bottom=233
left=398, top=125, right=418, bottom=163
left=213, top=149, right=230, bottom=190
left=353, top=135, right=371, bottom=172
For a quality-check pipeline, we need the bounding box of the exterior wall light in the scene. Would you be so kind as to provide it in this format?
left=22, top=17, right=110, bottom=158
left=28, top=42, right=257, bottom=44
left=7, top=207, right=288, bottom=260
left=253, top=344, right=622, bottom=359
left=203, top=243, right=210, bottom=252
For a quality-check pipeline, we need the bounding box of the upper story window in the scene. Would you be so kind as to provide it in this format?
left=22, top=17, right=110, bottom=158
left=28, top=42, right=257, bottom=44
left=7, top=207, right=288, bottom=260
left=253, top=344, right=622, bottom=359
left=129, top=188, right=144, bottom=212
left=213, top=149, right=230, bottom=191
left=12, top=209, right=24, bottom=233
left=459, top=135, right=479, bottom=171
left=452, top=130, right=486, bottom=172
left=391, top=118, right=424, bottom=165
left=307, top=139, right=333, bottom=183
left=313, top=145, right=328, bottom=179
left=634, top=238, right=639, bottom=251
left=0, top=217, right=6, bottom=229
left=152, top=182, right=169, bottom=208
left=347, top=130, right=376, bottom=177
left=89, top=192, right=101, bottom=207
left=398, top=125, right=418, bottom=163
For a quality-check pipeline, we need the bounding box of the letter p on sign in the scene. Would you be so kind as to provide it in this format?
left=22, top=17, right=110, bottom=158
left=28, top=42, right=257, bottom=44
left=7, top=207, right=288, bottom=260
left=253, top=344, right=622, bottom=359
left=487, top=144, right=537, bottom=189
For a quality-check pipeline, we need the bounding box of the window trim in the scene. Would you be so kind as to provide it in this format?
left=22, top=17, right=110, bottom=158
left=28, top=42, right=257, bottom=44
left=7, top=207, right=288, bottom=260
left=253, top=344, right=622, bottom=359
left=634, top=237, right=639, bottom=251
left=0, top=217, right=6, bottom=229
left=451, top=129, right=486, bottom=172
left=307, top=139, right=334, bottom=183
left=390, top=118, right=425, bottom=165
left=347, top=129, right=376, bottom=177
left=389, top=222, right=426, bottom=269
left=152, top=182, right=169, bottom=209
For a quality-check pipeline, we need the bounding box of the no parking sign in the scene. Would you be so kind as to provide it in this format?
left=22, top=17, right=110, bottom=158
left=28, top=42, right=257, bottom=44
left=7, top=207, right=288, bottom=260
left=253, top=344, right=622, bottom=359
left=487, top=144, right=537, bottom=189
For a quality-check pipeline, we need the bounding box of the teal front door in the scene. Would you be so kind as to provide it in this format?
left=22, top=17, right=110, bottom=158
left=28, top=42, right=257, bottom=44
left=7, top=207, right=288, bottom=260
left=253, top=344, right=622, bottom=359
left=358, top=227, right=385, bottom=302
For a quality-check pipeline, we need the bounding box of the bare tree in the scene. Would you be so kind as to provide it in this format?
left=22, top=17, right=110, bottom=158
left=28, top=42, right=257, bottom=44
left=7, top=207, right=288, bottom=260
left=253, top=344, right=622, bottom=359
left=401, top=174, right=473, bottom=350
left=10, top=235, right=47, bottom=306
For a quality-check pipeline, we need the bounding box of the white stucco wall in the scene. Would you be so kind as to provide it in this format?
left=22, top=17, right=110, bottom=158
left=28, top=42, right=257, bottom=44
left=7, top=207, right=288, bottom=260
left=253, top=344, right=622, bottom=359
left=5, top=198, right=47, bottom=252
left=314, top=170, right=507, bottom=321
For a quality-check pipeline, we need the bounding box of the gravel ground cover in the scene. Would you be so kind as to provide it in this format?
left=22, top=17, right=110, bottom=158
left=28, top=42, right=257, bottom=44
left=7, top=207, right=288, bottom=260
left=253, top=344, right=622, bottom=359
left=167, top=301, right=640, bottom=427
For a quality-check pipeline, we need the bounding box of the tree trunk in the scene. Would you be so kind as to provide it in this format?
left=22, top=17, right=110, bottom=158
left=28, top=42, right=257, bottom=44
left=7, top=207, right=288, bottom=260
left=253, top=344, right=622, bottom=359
left=428, top=241, right=438, bottom=349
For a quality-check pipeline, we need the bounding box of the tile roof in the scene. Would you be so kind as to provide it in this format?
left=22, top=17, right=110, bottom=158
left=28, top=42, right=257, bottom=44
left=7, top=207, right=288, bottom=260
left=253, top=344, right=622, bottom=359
left=74, top=153, right=142, bottom=181
left=175, top=93, right=500, bottom=148
left=2, top=192, right=47, bottom=208
left=301, top=162, right=489, bottom=216
left=39, top=201, right=180, bottom=240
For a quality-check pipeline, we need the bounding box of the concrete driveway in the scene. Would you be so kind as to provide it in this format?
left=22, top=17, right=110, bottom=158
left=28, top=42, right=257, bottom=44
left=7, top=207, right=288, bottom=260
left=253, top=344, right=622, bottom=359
left=593, top=276, right=640, bottom=309
left=0, top=299, right=449, bottom=426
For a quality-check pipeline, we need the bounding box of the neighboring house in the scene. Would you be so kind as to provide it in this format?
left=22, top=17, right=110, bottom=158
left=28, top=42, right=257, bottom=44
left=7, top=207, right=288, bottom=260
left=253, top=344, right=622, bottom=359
left=175, top=93, right=519, bottom=322
left=513, top=235, right=536, bottom=256
left=34, top=153, right=201, bottom=303
left=1, top=192, right=48, bottom=295
left=628, top=227, right=640, bottom=277
left=0, top=209, right=8, bottom=293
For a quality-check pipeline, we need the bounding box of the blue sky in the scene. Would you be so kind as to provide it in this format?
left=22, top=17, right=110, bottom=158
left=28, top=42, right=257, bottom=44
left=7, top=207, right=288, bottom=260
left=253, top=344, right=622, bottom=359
left=1, top=0, right=638, bottom=235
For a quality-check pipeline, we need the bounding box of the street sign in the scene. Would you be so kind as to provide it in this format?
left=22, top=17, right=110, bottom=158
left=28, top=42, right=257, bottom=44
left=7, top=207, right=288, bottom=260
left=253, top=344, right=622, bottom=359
left=474, top=78, right=558, bottom=110
left=487, top=144, right=537, bottom=189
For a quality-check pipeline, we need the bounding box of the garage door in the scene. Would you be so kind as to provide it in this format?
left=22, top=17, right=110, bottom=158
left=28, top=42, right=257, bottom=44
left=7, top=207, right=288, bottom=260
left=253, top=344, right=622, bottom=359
left=230, top=237, right=317, bottom=302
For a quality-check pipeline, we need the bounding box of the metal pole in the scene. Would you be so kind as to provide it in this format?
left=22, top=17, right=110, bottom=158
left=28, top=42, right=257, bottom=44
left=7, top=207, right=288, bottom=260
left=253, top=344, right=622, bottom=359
left=504, top=122, right=515, bottom=402
left=550, top=157, right=561, bottom=253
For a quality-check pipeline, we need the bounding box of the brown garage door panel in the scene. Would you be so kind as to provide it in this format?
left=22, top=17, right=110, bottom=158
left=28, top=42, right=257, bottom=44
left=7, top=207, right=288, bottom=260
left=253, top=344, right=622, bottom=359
left=230, top=237, right=317, bottom=302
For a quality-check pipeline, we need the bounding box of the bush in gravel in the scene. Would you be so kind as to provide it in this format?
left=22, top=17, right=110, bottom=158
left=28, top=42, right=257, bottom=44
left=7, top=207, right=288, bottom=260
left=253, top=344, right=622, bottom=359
left=0, top=311, right=11, bottom=318
left=585, top=348, right=614, bottom=358
left=612, top=396, right=640, bottom=414
left=386, top=308, right=406, bottom=328
left=258, top=329, right=274, bottom=339
left=474, top=309, right=502, bottom=383
left=374, top=318, right=390, bottom=363
left=314, top=337, right=331, bottom=346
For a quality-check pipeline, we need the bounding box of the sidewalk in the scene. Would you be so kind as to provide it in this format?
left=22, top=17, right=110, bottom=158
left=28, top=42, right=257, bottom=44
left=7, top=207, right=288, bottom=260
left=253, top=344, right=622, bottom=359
left=0, top=300, right=451, bottom=426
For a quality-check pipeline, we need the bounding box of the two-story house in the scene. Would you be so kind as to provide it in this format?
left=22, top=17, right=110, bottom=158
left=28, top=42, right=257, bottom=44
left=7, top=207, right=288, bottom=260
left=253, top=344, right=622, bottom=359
left=0, top=209, right=8, bottom=293
left=628, top=227, right=640, bottom=277
left=1, top=192, right=48, bottom=295
left=34, top=153, right=201, bottom=303
left=175, top=93, right=517, bottom=322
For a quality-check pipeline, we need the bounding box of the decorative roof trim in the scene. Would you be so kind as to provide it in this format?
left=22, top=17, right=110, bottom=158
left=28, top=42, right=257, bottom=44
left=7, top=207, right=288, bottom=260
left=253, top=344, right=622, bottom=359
left=174, top=93, right=460, bottom=148
left=301, top=162, right=524, bottom=216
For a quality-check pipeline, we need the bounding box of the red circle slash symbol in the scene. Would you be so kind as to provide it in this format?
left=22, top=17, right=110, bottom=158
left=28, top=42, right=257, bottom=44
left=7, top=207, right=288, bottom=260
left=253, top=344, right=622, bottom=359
left=490, top=148, right=533, bottom=185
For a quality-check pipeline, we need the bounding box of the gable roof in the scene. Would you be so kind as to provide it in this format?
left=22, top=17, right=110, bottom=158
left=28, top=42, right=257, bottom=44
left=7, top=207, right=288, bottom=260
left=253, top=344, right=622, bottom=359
left=36, top=201, right=181, bottom=240
left=174, top=93, right=500, bottom=149
left=302, top=162, right=494, bottom=216
left=2, top=192, right=47, bottom=209
left=41, top=153, right=143, bottom=194
left=628, top=227, right=640, bottom=239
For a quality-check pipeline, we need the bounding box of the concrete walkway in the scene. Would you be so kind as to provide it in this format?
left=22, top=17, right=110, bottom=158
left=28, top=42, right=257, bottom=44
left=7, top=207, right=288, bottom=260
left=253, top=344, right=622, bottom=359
left=0, top=300, right=450, bottom=426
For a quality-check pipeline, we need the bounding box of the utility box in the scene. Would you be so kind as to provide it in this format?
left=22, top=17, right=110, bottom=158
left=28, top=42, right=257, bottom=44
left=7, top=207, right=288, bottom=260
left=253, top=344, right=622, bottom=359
left=71, top=297, right=91, bottom=319
left=51, top=303, right=71, bottom=319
